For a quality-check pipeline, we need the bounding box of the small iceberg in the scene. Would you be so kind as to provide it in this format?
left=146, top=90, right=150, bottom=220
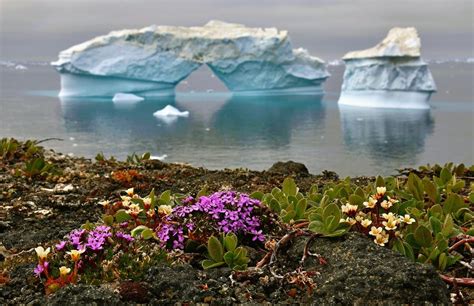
left=112, top=93, right=144, bottom=103
left=153, top=105, right=189, bottom=124
left=150, top=154, right=168, bottom=161
left=15, top=64, right=28, bottom=70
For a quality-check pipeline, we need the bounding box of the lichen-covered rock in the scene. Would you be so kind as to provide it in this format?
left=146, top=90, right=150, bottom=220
left=52, top=20, right=329, bottom=97
left=339, top=27, right=436, bottom=109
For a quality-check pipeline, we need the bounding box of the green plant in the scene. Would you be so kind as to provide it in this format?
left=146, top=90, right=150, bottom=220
left=201, top=233, right=250, bottom=270
left=22, top=158, right=57, bottom=178
left=0, top=138, right=19, bottom=160
left=126, top=152, right=151, bottom=164
left=260, top=178, right=311, bottom=223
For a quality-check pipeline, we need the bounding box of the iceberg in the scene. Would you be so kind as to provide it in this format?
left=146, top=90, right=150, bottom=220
left=51, top=21, right=329, bottom=97
left=153, top=105, right=189, bottom=124
left=112, top=93, right=144, bottom=103
left=338, top=27, right=436, bottom=109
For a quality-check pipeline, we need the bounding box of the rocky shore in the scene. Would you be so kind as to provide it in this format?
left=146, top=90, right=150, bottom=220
left=1, top=139, right=472, bottom=304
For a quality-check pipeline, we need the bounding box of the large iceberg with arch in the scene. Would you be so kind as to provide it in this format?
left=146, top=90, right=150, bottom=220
left=338, top=27, right=436, bottom=109
left=52, top=20, right=330, bottom=97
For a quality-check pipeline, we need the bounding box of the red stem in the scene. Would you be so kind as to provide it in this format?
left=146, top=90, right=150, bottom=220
left=448, top=237, right=474, bottom=252
left=439, top=274, right=474, bottom=287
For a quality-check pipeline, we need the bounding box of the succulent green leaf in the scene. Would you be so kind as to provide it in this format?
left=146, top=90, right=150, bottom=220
left=295, top=198, right=307, bottom=219
left=429, top=216, right=442, bottom=235
left=223, top=233, right=238, bottom=252
left=438, top=252, right=448, bottom=271
left=141, top=228, right=155, bottom=240
left=114, top=209, right=131, bottom=223
left=414, top=225, right=433, bottom=247
left=440, top=167, right=452, bottom=184
left=407, top=173, right=424, bottom=201
left=282, top=178, right=298, bottom=196
left=131, top=225, right=150, bottom=237
left=197, top=185, right=209, bottom=198
left=441, top=214, right=454, bottom=237
left=348, top=194, right=364, bottom=207
left=207, top=236, right=224, bottom=262
left=376, top=175, right=385, bottom=187
left=202, top=259, right=225, bottom=270
left=250, top=191, right=264, bottom=201
left=423, top=179, right=438, bottom=203
left=102, top=214, right=114, bottom=226
left=403, top=242, right=415, bottom=261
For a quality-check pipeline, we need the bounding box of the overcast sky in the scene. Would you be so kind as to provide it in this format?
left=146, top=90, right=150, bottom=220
left=1, top=0, right=473, bottom=61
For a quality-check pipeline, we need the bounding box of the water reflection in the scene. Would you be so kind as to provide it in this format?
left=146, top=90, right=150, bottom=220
left=60, top=93, right=325, bottom=149
left=339, top=105, right=435, bottom=164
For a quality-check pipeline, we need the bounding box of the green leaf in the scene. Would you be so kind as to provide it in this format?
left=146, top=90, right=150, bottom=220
left=392, top=239, right=405, bottom=256
left=407, top=173, right=424, bottom=201
left=438, top=252, right=448, bottom=271
left=207, top=236, right=224, bottom=262
left=441, top=214, right=454, bottom=237
left=295, top=198, right=307, bottom=219
left=403, top=242, right=415, bottom=261
left=131, top=225, right=150, bottom=237
left=443, top=193, right=467, bottom=214
left=159, top=190, right=171, bottom=204
left=202, top=259, right=225, bottom=269
left=324, top=228, right=348, bottom=237
left=423, top=179, right=438, bottom=203
left=268, top=198, right=281, bottom=213
left=429, top=216, right=442, bottom=236
left=308, top=220, right=324, bottom=233
left=141, top=228, right=154, bottom=240
left=376, top=175, right=385, bottom=187
left=250, top=191, right=264, bottom=201
left=114, top=209, right=131, bottom=223
left=102, top=214, right=114, bottom=226
left=440, top=167, right=452, bottom=184
left=197, top=185, right=208, bottom=198
left=348, top=194, right=364, bottom=207
left=322, top=203, right=341, bottom=223
left=223, top=233, right=238, bottom=252
left=414, top=225, right=433, bottom=247
left=282, top=178, right=298, bottom=196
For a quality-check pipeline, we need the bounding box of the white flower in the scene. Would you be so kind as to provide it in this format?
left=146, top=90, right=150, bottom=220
left=380, top=200, right=393, bottom=210
left=387, top=196, right=399, bottom=204
left=98, top=200, right=110, bottom=207
left=125, top=188, right=134, bottom=196
left=376, top=187, right=386, bottom=196
left=382, top=219, right=398, bottom=231
left=67, top=249, right=85, bottom=261
left=126, top=203, right=142, bottom=217
left=341, top=203, right=358, bottom=215
left=59, top=266, right=71, bottom=276
left=400, top=214, right=415, bottom=224
left=363, top=197, right=377, bottom=209
left=158, top=205, right=173, bottom=216
left=382, top=212, right=396, bottom=221
left=360, top=219, right=372, bottom=228
left=374, top=232, right=389, bottom=246
left=143, top=197, right=152, bottom=208
left=369, top=226, right=383, bottom=236
left=34, top=246, right=51, bottom=260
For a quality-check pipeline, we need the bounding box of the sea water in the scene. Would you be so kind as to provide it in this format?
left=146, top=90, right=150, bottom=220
left=0, top=62, right=472, bottom=176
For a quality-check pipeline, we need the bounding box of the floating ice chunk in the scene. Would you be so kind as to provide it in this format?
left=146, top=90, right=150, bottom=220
left=15, top=64, right=28, bottom=70
left=150, top=154, right=168, bottom=161
left=112, top=93, right=144, bottom=103
left=153, top=105, right=189, bottom=120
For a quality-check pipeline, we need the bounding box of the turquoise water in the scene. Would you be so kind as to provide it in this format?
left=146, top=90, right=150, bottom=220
left=0, top=63, right=473, bottom=176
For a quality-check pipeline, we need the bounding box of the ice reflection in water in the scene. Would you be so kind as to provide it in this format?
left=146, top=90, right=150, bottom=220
left=339, top=105, right=435, bottom=166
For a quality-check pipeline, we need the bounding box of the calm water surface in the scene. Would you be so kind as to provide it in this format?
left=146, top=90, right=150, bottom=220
left=0, top=63, right=473, bottom=176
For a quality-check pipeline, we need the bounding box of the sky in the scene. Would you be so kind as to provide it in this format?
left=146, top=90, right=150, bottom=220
left=0, top=0, right=473, bottom=61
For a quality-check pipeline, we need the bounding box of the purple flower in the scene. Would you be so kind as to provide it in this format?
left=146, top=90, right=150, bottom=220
left=33, top=261, right=49, bottom=277
left=157, top=191, right=265, bottom=250
left=116, top=231, right=134, bottom=243
left=55, top=241, right=67, bottom=251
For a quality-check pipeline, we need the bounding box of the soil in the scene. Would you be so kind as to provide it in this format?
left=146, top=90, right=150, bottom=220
left=0, top=144, right=467, bottom=304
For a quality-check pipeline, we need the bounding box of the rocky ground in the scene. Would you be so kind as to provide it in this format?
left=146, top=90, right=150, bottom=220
left=0, top=142, right=470, bottom=304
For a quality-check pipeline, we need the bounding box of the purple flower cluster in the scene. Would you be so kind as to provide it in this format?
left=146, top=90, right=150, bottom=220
left=157, top=191, right=265, bottom=250
left=115, top=231, right=134, bottom=243
left=34, top=261, right=49, bottom=277
left=55, top=225, right=134, bottom=255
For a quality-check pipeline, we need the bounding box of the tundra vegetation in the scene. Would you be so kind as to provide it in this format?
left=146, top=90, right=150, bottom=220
left=0, top=138, right=472, bottom=303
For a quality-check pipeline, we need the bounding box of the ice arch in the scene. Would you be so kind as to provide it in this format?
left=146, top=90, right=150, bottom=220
left=52, top=21, right=330, bottom=98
